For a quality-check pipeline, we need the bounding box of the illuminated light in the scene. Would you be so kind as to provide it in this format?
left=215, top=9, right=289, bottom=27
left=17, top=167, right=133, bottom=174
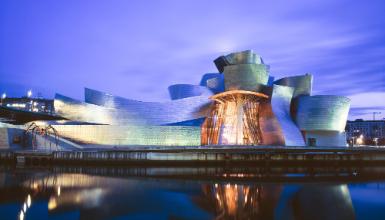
left=57, top=186, right=61, bottom=196
left=356, top=135, right=364, bottom=145
left=27, top=195, right=31, bottom=207
left=1, top=93, right=6, bottom=99
left=27, top=90, right=32, bottom=98
left=48, top=198, right=57, bottom=210
left=23, top=203, right=26, bottom=212
left=19, top=211, right=24, bottom=220
left=215, top=183, right=218, bottom=188
left=202, top=90, right=268, bottom=145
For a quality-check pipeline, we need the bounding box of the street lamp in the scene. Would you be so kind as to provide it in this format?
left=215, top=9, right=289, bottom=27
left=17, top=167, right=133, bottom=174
left=27, top=90, right=32, bottom=98
left=374, top=138, right=379, bottom=146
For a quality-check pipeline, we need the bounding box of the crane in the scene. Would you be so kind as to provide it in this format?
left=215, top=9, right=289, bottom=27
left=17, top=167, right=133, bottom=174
left=373, top=112, right=382, bottom=120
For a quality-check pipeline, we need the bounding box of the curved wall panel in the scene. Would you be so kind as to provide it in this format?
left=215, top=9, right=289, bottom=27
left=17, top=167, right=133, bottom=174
left=223, top=64, right=269, bottom=91
left=83, top=88, right=212, bottom=126
left=295, top=95, right=350, bottom=131
left=50, top=125, right=201, bottom=146
left=270, top=85, right=306, bottom=146
left=225, top=50, right=263, bottom=65
left=199, top=73, right=225, bottom=94
left=168, top=84, right=213, bottom=100
left=54, top=94, right=145, bottom=125
left=214, top=50, right=263, bottom=72
left=274, top=74, right=313, bottom=98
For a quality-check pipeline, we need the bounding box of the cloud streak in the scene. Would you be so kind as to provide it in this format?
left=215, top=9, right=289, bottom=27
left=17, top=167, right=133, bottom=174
left=0, top=0, right=384, bottom=119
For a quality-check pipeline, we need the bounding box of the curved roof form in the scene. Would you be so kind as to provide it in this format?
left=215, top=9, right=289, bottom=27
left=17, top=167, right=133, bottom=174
left=214, top=50, right=264, bottom=72
left=274, top=74, right=313, bottom=98
left=54, top=93, right=145, bottom=125
left=168, top=84, right=213, bottom=100
left=81, top=88, right=212, bottom=125
left=224, top=64, right=269, bottom=91
left=295, top=95, right=350, bottom=131
left=210, top=90, right=268, bottom=100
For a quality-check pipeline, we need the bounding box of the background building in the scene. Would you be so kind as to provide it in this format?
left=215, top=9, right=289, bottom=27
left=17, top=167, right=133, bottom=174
left=1, top=97, right=54, bottom=114
left=346, top=119, right=385, bottom=145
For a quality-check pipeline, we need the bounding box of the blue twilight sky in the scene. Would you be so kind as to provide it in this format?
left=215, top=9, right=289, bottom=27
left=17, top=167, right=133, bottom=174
left=0, top=0, right=384, bottom=120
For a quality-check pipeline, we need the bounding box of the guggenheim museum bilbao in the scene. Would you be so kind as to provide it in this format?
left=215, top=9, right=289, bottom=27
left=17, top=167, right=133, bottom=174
left=6, top=50, right=351, bottom=148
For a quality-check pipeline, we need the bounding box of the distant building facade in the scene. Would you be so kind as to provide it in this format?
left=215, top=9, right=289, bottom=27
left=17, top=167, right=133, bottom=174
left=346, top=120, right=385, bottom=145
left=1, top=97, right=54, bottom=114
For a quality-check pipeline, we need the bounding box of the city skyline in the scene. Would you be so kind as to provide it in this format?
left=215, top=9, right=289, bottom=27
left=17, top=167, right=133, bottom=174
left=1, top=0, right=384, bottom=120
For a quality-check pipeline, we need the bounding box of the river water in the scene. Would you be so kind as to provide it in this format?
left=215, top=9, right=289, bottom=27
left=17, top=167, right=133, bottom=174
left=0, top=166, right=384, bottom=220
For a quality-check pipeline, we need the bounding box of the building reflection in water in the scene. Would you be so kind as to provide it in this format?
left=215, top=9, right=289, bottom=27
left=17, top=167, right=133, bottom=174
left=197, top=183, right=282, bottom=219
left=0, top=171, right=360, bottom=220
left=198, top=183, right=355, bottom=220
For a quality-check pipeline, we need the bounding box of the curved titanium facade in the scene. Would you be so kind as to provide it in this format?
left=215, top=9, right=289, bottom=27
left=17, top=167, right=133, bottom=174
left=199, top=73, right=225, bottom=94
left=49, top=125, right=201, bottom=146
left=168, top=84, right=213, bottom=100
left=82, top=88, right=212, bottom=125
left=274, top=74, right=313, bottom=98
left=223, top=64, right=269, bottom=91
left=270, top=85, right=305, bottom=146
left=54, top=94, right=145, bottom=125
left=214, top=50, right=264, bottom=72
left=295, top=95, right=350, bottom=131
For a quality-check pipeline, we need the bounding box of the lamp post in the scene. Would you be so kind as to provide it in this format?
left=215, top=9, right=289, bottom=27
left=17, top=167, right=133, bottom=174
left=1, top=93, right=5, bottom=105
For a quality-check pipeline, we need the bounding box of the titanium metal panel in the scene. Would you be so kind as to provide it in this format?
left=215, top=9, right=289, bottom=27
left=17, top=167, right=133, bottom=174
left=270, top=85, right=306, bottom=146
left=83, top=88, right=212, bottom=125
left=213, top=50, right=264, bottom=73
left=274, top=74, right=313, bottom=98
left=199, top=73, right=225, bottom=94
left=54, top=94, right=146, bottom=125
left=225, top=50, right=263, bottom=65
left=168, top=84, right=213, bottom=100
left=213, top=56, right=230, bottom=73
left=296, top=95, right=350, bottom=131
left=223, top=64, right=269, bottom=91
left=50, top=125, right=201, bottom=146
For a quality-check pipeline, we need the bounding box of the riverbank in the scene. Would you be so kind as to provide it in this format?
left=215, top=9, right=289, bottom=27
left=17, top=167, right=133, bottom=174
left=1, top=146, right=385, bottom=166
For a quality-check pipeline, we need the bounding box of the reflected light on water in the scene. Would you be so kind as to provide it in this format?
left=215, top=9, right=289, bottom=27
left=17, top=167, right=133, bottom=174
left=27, top=194, right=31, bottom=208
left=48, top=198, right=57, bottom=210
left=19, top=211, right=24, bottom=220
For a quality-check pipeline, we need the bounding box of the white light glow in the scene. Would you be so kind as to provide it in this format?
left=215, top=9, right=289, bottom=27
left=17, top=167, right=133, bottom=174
left=27, top=195, right=31, bottom=207
left=19, top=211, right=24, bottom=220
left=27, top=90, right=32, bottom=98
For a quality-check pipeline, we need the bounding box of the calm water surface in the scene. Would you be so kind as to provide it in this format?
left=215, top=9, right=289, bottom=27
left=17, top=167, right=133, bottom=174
left=0, top=166, right=384, bottom=220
